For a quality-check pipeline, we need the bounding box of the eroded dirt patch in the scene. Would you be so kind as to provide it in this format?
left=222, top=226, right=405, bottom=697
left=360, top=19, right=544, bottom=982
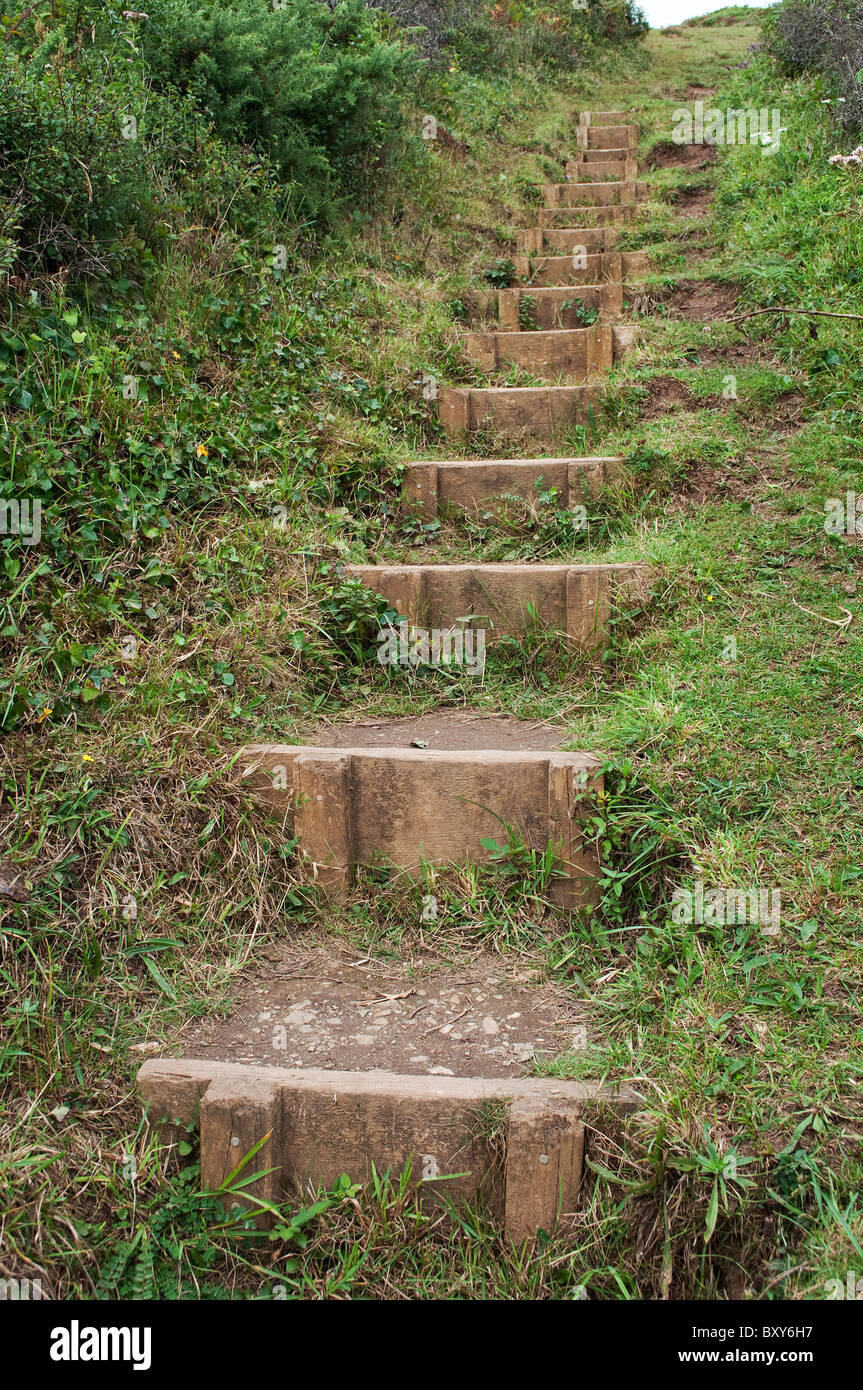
left=680, top=339, right=768, bottom=367
left=668, top=278, right=738, bottom=321
left=641, top=375, right=701, bottom=417
left=680, top=460, right=761, bottom=506
left=675, top=186, right=713, bottom=216
left=685, top=246, right=716, bottom=264
left=174, top=944, right=588, bottom=1078
left=646, top=141, right=717, bottom=171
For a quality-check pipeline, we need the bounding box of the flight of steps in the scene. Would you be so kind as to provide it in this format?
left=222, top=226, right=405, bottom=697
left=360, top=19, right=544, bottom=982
left=139, top=108, right=647, bottom=1243
left=438, top=114, right=644, bottom=439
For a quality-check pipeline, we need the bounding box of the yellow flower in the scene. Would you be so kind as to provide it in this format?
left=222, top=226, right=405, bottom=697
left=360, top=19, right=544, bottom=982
left=196, top=444, right=208, bottom=458
left=172, top=351, right=181, bottom=360
left=707, top=594, right=713, bottom=602
left=82, top=754, right=93, bottom=762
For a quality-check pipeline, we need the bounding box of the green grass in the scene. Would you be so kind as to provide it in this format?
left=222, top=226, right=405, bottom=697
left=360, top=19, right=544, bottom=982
left=1, top=7, right=862, bottom=1301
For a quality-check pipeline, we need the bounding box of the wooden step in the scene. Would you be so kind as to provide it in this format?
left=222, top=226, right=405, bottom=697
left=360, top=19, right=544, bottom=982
left=463, top=324, right=611, bottom=378
left=582, top=123, right=639, bottom=150
left=344, top=561, right=643, bottom=649
left=138, top=1058, right=638, bottom=1241
left=538, top=204, right=635, bottom=227
left=240, top=743, right=606, bottom=902
left=620, top=251, right=651, bottom=279
left=439, top=384, right=597, bottom=439
left=512, top=251, right=623, bottom=289
left=580, top=146, right=634, bottom=163
left=544, top=180, right=637, bottom=208
left=613, top=325, right=641, bottom=361
left=579, top=109, right=628, bottom=125
left=402, top=455, right=623, bottom=518
left=565, top=158, right=637, bottom=183
left=498, top=283, right=622, bottom=329
left=517, top=226, right=616, bottom=255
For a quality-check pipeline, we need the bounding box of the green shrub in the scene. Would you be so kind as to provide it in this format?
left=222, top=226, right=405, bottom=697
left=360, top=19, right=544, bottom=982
left=441, top=0, right=648, bottom=76
left=143, top=0, right=417, bottom=220
left=0, top=32, right=289, bottom=281
left=0, top=36, right=164, bottom=278
left=764, top=0, right=863, bottom=131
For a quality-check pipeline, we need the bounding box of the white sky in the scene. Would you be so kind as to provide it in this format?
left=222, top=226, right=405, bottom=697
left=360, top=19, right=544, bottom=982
left=642, top=0, right=774, bottom=27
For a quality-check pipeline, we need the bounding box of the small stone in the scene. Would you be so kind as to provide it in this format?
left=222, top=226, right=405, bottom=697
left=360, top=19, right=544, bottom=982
left=285, top=1007, right=316, bottom=1026
left=429, top=1065, right=454, bottom=1076
left=482, top=1016, right=500, bottom=1035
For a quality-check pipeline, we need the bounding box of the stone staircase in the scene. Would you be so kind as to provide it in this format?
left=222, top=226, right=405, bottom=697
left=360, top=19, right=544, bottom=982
left=138, top=107, right=648, bottom=1243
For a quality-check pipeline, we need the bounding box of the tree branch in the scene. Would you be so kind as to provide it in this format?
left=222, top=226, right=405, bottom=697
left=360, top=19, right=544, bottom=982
left=724, top=306, right=863, bottom=325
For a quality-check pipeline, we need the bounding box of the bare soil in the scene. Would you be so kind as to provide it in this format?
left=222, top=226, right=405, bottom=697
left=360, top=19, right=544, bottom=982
left=171, top=944, right=589, bottom=1078
left=668, top=278, right=739, bottom=321
left=641, top=375, right=703, bottom=417
left=675, top=186, right=714, bottom=216
left=308, top=712, right=566, bottom=752
left=680, top=460, right=761, bottom=506
left=646, top=141, right=718, bottom=170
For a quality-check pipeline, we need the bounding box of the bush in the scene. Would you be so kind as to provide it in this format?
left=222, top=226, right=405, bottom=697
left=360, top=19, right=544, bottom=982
left=0, top=35, right=165, bottom=278
left=440, top=0, right=648, bottom=76
left=764, top=0, right=863, bottom=131
left=0, top=27, right=287, bottom=282
left=143, top=0, right=417, bottom=220
left=0, top=0, right=416, bottom=277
